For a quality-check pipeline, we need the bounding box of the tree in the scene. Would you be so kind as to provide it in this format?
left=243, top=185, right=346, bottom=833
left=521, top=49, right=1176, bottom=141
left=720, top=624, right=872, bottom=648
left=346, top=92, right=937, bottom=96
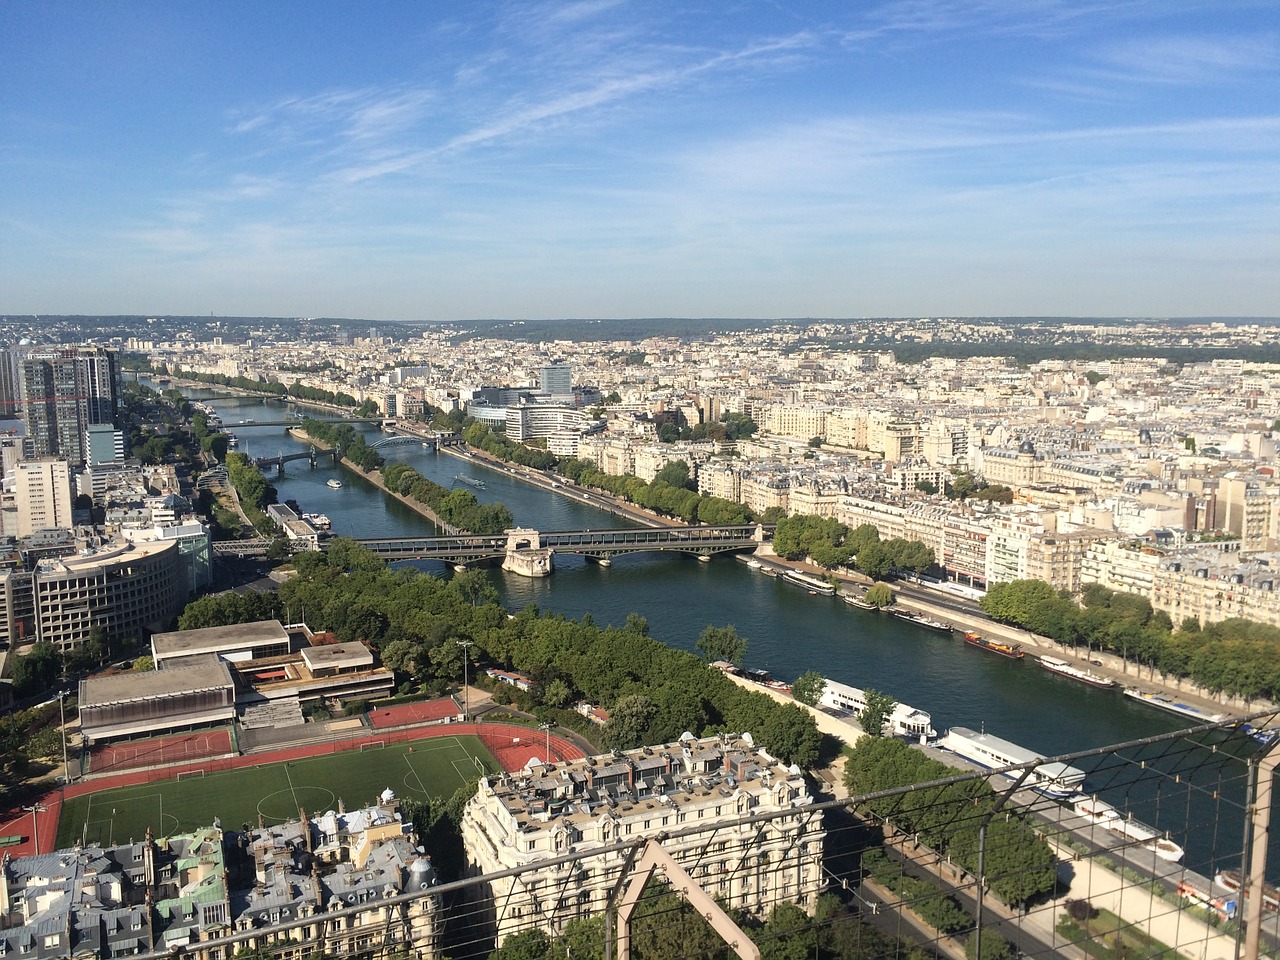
left=12, top=642, right=62, bottom=697
left=966, top=931, right=1012, bottom=960
left=865, top=583, right=895, bottom=608
left=696, top=624, right=747, bottom=665
left=857, top=688, right=897, bottom=737
left=790, top=670, right=826, bottom=706
left=602, top=694, right=658, bottom=750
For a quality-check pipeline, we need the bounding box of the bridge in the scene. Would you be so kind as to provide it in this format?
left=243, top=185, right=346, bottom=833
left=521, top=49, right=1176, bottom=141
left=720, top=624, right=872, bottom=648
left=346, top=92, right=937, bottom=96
left=371, top=433, right=437, bottom=450
left=228, top=417, right=387, bottom=428
left=253, top=446, right=341, bottom=477
left=212, top=539, right=271, bottom=557
left=352, top=524, right=771, bottom=573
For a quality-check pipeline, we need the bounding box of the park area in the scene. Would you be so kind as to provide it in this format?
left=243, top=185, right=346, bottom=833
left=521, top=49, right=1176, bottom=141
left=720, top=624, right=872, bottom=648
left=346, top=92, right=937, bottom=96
left=56, top=733, right=500, bottom=849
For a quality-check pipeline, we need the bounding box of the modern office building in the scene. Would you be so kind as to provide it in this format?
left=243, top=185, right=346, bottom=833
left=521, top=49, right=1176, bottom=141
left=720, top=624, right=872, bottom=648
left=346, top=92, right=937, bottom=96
left=0, top=536, right=183, bottom=653
left=461, top=732, right=824, bottom=947
left=539, top=363, right=573, bottom=397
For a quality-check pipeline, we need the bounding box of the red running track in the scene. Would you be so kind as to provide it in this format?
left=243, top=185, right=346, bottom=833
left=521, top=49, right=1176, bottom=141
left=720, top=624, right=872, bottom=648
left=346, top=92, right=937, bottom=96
left=0, top=722, right=583, bottom=862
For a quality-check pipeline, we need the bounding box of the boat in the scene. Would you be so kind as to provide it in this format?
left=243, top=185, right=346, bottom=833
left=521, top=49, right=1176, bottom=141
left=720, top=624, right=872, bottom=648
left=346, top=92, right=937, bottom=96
left=892, top=609, right=951, bottom=632
left=742, top=668, right=791, bottom=695
left=962, top=632, right=1025, bottom=659
left=1177, top=879, right=1236, bottom=921
left=1122, top=688, right=1225, bottom=723
left=819, top=678, right=936, bottom=740
left=226, top=433, right=239, bottom=448
left=454, top=474, right=486, bottom=489
left=843, top=593, right=877, bottom=610
left=782, top=569, right=836, bottom=595
left=1039, top=655, right=1117, bottom=689
left=939, top=725, right=1086, bottom=797
left=327, top=479, right=343, bottom=489
left=1214, top=868, right=1280, bottom=912
left=1072, top=797, right=1183, bottom=861
left=746, top=558, right=762, bottom=570
left=302, top=513, right=331, bottom=529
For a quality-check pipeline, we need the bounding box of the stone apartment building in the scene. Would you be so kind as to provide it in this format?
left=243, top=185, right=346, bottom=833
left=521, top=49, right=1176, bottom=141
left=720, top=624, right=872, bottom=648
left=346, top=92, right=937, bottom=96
left=461, top=733, right=825, bottom=947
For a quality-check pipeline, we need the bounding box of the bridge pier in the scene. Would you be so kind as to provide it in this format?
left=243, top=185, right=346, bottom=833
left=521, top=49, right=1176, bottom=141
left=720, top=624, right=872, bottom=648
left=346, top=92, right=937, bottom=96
left=502, top=528, right=554, bottom=578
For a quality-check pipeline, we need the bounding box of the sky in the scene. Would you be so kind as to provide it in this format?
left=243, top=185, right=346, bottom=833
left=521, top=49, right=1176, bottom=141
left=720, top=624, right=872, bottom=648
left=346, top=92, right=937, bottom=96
left=1, top=1, right=1278, bottom=321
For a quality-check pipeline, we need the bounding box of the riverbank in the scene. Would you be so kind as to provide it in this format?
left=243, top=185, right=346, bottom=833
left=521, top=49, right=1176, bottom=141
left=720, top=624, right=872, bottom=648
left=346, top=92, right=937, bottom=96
left=288, top=428, right=459, bottom=534
left=751, top=544, right=1276, bottom=722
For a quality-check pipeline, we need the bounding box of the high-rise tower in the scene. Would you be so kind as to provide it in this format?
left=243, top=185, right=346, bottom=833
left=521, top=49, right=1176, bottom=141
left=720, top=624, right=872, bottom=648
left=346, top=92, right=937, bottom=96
left=17, top=346, right=120, bottom=465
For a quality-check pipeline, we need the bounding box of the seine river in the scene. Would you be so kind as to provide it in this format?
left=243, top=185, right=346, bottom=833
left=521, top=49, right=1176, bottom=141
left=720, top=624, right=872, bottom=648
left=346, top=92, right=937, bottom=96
left=187, top=387, right=1265, bottom=876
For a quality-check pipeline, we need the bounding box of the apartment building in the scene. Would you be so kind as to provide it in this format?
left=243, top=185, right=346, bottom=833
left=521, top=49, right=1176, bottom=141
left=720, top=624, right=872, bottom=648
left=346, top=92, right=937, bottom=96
left=1082, top=540, right=1280, bottom=629
left=12, top=457, right=73, bottom=537
left=0, top=800, right=441, bottom=960
left=461, top=732, right=824, bottom=947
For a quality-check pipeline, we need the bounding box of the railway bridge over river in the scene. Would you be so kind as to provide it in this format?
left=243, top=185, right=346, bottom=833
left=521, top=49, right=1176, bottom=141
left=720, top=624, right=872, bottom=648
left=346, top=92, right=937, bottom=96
left=354, top=523, right=771, bottom=575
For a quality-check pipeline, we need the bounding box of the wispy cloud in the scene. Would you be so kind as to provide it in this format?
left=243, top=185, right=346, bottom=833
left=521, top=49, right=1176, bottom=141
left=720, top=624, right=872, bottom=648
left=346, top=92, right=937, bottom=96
left=1088, top=34, right=1279, bottom=86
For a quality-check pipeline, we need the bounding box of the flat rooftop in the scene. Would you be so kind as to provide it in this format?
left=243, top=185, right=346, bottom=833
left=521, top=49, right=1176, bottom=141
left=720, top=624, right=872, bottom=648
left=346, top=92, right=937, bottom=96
left=301, top=642, right=372, bottom=671
left=152, top=619, right=290, bottom=659
left=80, top=660, right=234, bottom=708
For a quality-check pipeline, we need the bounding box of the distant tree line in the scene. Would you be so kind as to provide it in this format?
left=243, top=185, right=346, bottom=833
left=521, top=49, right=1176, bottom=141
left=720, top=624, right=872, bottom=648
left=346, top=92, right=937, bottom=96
left=981, top=579, right=1280, bottom=702
left=298, top=417, right=384, bottom=472
left=773, top=517, right=934, bottom=579
left=159, top=365, right=378, bottom=415
left=381, top=462, right=514, bottom=535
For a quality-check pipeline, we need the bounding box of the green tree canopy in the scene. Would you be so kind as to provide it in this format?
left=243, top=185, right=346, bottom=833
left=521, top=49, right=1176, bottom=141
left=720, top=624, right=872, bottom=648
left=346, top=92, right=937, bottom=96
left=790, top=670, right=826, bottom=707
left=695, top=624, right=747, bottom=665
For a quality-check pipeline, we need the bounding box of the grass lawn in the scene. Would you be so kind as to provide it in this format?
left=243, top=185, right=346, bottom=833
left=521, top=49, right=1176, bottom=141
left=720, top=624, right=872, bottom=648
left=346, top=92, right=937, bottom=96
left=1056, top=906, right=1173, bottom=960
left=57, top=734, right=499, bottom=849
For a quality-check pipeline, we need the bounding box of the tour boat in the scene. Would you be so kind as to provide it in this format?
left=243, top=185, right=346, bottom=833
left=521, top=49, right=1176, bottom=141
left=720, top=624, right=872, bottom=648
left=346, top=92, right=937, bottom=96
left=962, top=632, right=1025, bottom=659
left=782, top=569, right=836, bottom=595
left=1039, top=655, right=1116, bottom=689
left=843, top=593, right=877, bottom=610
left=940, top=725, right=1086, bottom=797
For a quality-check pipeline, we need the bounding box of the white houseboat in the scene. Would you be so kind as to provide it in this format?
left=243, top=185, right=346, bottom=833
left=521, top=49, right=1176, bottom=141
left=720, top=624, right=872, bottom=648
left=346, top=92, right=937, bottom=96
left=819, top=678, right=936, bottom=740
left=939, top=726, right=1086, bottom=797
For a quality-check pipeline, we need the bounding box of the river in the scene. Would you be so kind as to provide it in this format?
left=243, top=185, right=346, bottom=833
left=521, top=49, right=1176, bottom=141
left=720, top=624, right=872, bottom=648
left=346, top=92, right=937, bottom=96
left=186, top=386, right=1263, bottom=878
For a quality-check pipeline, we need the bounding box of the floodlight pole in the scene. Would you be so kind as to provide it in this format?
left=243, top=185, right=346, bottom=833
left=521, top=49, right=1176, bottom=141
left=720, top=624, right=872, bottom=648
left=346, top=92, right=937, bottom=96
left=457, top=639, right=474, bottom=721
left=1243, top=744, right=1280, bottom=960
left=22, top=804, right=46, bottom=856
left=974, top=767, right=1034, bottom=960
left=59, top=690, right=70, bottom=784
left=539, top=722, right=552, bottom=763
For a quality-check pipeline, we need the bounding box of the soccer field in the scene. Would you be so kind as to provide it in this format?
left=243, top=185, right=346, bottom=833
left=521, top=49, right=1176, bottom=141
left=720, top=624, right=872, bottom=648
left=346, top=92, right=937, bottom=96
left=56, top=734, right=500, bottom=849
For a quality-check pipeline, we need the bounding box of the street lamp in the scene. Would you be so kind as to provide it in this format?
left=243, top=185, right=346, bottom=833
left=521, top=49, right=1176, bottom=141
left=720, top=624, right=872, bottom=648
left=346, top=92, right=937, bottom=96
left=538, top=721, right=553, bottom=764
left=457, top=639, right=474, bottom=722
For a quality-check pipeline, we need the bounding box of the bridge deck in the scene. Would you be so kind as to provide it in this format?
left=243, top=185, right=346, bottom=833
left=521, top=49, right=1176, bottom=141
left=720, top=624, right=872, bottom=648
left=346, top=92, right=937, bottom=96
left=355, top=525, right=767, bottom=561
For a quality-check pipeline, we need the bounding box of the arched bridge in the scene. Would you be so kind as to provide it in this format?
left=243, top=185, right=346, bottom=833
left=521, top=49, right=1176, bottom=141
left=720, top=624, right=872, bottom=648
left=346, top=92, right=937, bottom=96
left=254, top=446, right=340, bottom=477
left=371, top=434, right=437, bottom=450
left=353, top=523, right=772, bottom=571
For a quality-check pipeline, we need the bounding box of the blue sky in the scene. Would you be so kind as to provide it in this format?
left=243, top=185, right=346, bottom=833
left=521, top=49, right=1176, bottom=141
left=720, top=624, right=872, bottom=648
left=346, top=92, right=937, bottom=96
left=2, top=1, right=1277, bottom=320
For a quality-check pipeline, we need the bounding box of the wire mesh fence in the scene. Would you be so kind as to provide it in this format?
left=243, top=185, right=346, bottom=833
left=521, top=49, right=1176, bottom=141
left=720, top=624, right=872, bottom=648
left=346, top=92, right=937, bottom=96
left=113, top=712, right=1280, bottom=960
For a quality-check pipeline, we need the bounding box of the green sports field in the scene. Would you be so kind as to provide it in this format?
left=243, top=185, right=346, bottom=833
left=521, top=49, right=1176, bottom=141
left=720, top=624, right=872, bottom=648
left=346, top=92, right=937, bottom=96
left=56, top=734, right=500, bottom=849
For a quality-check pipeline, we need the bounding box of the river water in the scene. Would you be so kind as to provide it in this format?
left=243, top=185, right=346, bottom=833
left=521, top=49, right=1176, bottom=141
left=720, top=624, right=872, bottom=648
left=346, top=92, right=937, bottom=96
left=188, top=387, right=1265, bottom=877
